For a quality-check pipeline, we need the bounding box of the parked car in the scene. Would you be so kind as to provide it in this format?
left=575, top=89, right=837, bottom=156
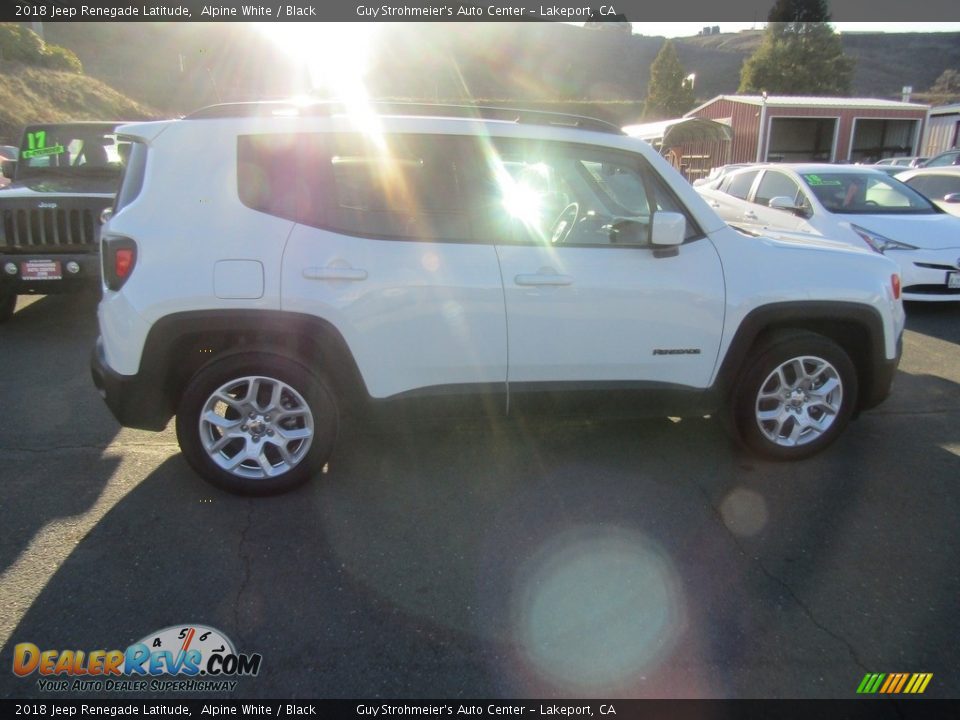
left=695, top=163, right=960, bottom=302
left=692, top=163, right=750, bottom=187
left=870, top=165, right=908, bottom=179
left=874, top=157, right=926, bottom=168
left=0, top=122, right=128, bottom=322
left=896, top=166, right=960, bottom=217
left=0, top=146, right=16, bottom=190
left=921, top=149, right=960, bottom=167
left=91, top=102, right=904, bottom=495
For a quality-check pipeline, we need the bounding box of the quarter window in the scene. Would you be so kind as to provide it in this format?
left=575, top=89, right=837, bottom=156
left=238, top=134, right=330, bottom=226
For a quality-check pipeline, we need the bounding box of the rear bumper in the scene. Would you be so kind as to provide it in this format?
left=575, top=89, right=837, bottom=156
left=91, top=336, right=172, bottom=431
left=0, top=252, right=100, bottom=294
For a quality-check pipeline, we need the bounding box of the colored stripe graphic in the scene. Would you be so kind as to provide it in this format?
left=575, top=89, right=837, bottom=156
left=879, top=674, right=897, bottom=693
left=858, top=673, right=932, bottom=694
left=893, top=673, right=909, bottom=693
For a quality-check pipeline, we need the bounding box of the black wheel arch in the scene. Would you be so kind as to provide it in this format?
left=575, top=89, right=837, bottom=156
left=713, top=301, right=895, bottom=414
left=139, top=310, right=370, bottom=428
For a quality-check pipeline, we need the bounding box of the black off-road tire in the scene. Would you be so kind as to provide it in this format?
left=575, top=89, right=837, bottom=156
left=175, top=353, right=339, bottom=495
left=729, top=331, right=858, bottom=461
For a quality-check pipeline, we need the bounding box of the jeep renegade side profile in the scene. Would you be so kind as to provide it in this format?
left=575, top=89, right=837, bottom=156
left=91, top=103, right=905, bottom=495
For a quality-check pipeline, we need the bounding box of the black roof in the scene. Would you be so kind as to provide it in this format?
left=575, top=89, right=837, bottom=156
left=185, top=101, right=624, bottom=135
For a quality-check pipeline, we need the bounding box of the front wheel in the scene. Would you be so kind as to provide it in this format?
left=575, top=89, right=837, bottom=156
left=730, top=332, right=858, bottom=460
left=176, top=353, right=338, bottom=495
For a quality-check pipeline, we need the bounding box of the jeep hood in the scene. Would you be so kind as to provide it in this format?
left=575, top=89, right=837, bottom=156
left=0, top=177, right=117, bottom=197
left=730, top=223, right=874, bottom=257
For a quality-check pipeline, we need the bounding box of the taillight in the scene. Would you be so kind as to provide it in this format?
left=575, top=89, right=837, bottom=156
left=115, top=248, right=134, bottom=279
left=103, top=236, right=137, bottom=291
left=891, top=274, right=901, bottom=300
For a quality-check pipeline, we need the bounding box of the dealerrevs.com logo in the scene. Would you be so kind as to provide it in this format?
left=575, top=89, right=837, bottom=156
left=13, top=624, right=262, bottom=693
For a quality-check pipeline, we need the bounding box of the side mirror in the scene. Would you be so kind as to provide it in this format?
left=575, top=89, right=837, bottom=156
left=768, top=196, right=796, bottom=210
left=1, top=160, right=15, bottom=180
left=769, top=195, right=810, bottom=218
left=943, top=193, right=960, bottom=204
left=651, top=211, right=686, bottom=247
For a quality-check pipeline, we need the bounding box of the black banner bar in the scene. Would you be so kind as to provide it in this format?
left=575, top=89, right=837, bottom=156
left=1, top=0, right=959, bottom=23
left=2, top=700, right=960, bottom=720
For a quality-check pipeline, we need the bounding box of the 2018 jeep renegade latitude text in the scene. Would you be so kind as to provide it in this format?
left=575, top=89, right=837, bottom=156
left=90, top=102, right=905, bottom=495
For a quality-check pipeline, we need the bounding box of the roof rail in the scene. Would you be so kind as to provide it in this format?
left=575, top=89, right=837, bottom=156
left=185, top=100, right=624, bottom=135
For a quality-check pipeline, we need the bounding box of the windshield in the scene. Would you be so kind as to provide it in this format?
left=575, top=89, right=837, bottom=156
left=800, top=172, right=937, bottom=215
left=17, top=125, right=127, bottom=180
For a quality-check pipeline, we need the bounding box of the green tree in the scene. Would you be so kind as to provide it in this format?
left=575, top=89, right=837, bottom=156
left=930, top=69, right=960, bottom=95
left=644, top=40, right=695, bottom=120
left=739, top=1, right=853, bottom=96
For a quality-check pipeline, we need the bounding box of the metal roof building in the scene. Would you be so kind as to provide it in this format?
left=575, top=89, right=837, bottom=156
left=682, top=95, right=930, bottom=170
left=922, top=103, right=960, bottom=157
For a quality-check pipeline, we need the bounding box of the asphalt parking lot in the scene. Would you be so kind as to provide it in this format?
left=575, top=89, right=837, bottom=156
left=0, top=293, right=958, bottom=699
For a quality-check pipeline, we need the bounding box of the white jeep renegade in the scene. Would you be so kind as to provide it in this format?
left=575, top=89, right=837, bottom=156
left=91, top=102, right=905, bottom=495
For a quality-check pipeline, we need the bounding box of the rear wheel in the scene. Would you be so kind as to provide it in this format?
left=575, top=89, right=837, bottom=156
left=0, top=291, right=16, bottom=323
left=730, top=331, right=857, bottom=460
left=176, top=353, right=338, bottom=495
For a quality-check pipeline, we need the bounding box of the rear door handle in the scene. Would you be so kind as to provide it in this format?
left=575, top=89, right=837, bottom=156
left=743, top=211, right=758, bottom=220
left=303, top=266, right=368, bottom=281
left=515, top=273, right=574, bottom=287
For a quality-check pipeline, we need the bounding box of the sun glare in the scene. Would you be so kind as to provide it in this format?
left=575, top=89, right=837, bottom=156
left=257, top=23, right=385, bottom=145
left=256, top=23, right=379, bottom=101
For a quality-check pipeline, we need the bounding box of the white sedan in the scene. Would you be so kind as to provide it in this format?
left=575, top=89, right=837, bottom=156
left=895, top=166, right=960, bottom=217
left=696, top=163, right=960, bottom=302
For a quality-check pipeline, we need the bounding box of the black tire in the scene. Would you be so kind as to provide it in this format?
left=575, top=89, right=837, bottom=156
left=0, top=291, right=16, bottom=323
left=175, top=353, right=338, bottom=495
left=729, top=331, right=858, bottom=461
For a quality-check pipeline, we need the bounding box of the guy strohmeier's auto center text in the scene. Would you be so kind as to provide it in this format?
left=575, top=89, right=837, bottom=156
left=354, top=5, right=619, bottom=18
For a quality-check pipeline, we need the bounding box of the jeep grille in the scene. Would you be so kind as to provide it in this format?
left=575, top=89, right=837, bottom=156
left=2, top=207, right=98, bottom=250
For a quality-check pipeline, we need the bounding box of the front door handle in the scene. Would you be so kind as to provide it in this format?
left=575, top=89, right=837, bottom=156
left=515, top=273, right=574, bottom=287
left=743, top=211, right=758, bottom=220
left=303, top=266, right=368, bottom=281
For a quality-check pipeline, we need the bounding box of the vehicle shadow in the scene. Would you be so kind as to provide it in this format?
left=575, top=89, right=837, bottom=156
left=0, top=293, right=122, bottom=577
left=904, top=301, right=960, bottom=345
left=2, top=366, right=957, bottom=699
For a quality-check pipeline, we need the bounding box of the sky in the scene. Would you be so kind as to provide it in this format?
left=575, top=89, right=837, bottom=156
left=634, top=22, right=960, bottom=37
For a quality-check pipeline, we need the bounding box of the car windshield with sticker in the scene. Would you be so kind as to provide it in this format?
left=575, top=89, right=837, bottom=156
left=18, top=124, right=127, bottom=179
left=800, top=172, right=937, bottom=215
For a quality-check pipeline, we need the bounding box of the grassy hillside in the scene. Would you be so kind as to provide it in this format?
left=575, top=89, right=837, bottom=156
left=676, top=30, right=960, bottom=102
left=0, top=61, right=157, bottom=144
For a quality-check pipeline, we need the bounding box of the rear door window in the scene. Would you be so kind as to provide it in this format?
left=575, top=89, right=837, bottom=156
left=721, top=170, right=760, bottom=200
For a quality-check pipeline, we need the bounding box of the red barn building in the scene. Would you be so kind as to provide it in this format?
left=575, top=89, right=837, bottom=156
left=686, top=95, right=929, bottom=166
